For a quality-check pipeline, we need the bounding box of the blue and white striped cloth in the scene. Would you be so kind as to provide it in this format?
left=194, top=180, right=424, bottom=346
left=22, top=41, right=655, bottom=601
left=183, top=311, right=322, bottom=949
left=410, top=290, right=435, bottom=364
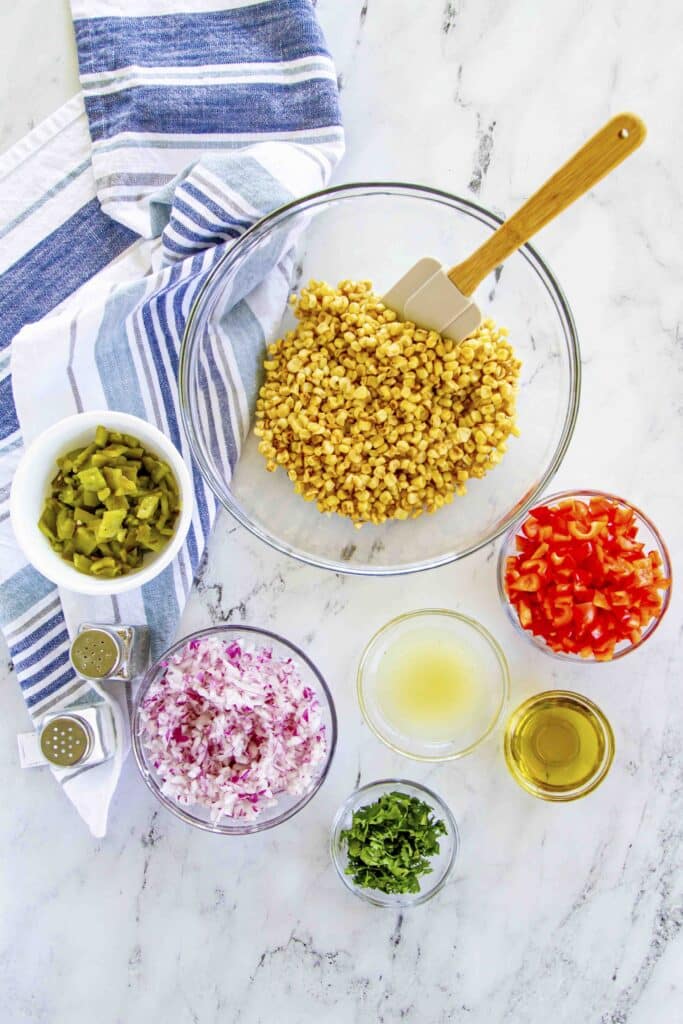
left=0, top=0, right=343, bottom=836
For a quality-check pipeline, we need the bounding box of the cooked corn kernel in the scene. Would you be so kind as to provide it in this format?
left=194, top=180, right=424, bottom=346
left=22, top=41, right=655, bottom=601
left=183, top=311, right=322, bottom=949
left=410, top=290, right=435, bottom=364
left=254, top=280, right=521, bottom=524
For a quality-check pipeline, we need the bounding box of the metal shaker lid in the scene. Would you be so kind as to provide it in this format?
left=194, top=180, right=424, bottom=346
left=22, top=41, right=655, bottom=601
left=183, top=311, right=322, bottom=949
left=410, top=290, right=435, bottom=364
left=39, top=715, right=93, bottom=767
left=70, top=628, right=120, bottom=679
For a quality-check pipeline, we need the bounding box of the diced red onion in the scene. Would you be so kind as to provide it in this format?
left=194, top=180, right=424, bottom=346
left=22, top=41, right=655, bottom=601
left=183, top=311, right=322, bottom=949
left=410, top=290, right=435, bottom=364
left=139, top=636, right=327, bottom=822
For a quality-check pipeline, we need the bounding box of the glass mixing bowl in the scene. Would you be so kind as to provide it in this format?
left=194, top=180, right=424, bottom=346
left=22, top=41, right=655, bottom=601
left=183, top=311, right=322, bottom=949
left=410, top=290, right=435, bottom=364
left=180, top=183, right=580, bottom=574
left=131, top=625, right=337, bottom=835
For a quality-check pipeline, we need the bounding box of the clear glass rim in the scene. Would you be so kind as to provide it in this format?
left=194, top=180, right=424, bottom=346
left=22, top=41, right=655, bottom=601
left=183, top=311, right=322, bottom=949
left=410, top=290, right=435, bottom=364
left=329, top=778, right=460, bottom=907
left=503, top=689, right=615, bottom=801
left=179, top=181, right=582, bottom=576
left=131, top=624, right=338, bottom=835
left=356, top=608, right=510, bottom=762
left=497, top=488, right=673, bottom=662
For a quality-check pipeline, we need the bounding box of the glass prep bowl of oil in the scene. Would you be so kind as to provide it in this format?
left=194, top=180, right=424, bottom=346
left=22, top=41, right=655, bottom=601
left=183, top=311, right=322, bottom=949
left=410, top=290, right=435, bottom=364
left=357, top=609, right=509, bottom=761
left=504, top=690, right=615, bottom=801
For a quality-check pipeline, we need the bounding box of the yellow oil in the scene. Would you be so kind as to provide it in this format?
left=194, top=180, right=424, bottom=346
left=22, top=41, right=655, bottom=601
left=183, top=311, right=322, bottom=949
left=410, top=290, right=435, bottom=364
left=374, top=626, right=482, bottom=743
left=505, top=691, right=614, bottom=799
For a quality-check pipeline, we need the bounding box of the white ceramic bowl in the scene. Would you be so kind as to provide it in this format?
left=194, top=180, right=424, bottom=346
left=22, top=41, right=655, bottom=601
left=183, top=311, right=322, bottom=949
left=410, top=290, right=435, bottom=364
left=10, top=411, right=194, bottom=595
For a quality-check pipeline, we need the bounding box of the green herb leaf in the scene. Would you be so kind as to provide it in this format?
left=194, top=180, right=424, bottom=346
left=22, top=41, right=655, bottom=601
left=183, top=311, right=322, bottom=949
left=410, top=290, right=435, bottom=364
left=339, top=791, right=447, bottom=895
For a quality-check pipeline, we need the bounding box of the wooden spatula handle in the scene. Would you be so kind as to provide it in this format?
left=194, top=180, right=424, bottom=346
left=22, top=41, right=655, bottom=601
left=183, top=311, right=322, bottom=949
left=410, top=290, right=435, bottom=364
left=448, top=112, right=646, bottom=296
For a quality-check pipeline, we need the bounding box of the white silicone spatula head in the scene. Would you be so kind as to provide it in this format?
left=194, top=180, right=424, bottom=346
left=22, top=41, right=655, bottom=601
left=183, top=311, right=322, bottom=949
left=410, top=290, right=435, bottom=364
left=384, top=113, right=646, bottom=341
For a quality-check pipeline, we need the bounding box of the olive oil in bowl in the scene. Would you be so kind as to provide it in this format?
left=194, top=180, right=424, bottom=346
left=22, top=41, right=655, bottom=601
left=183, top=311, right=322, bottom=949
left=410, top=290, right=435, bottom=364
left=504, top=690, right=614, bottom=801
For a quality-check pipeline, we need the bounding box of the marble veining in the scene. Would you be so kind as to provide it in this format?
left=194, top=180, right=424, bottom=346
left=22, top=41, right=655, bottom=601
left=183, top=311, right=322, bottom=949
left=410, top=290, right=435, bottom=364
left=2, top=1, right=683, bottom=1022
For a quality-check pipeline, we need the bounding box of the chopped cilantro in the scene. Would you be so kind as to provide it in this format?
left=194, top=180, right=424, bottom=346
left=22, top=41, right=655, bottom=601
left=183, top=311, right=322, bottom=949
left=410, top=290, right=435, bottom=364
left=340, top=790, right=447, bottom=895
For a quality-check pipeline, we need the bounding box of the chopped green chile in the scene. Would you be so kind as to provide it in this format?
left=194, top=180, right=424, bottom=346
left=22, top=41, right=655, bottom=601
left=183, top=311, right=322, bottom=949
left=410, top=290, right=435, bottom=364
left=77, top=466, right=107, bottom=492
left=73, top=552, right=93, bottom=573
left=75, top=527, right=98, bottom=556
left=56, top=508, right=75, bottom=541
left=39, top=425, right=182, bottom=577
left=137, top=493, right=160, bottom=520
left=95, top=509, right=127, bottom=542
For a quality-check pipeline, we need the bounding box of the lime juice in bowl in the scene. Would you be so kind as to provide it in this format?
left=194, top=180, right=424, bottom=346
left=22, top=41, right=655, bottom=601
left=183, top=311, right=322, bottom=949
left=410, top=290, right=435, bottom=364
left=357, top=609, right=509, bottom=762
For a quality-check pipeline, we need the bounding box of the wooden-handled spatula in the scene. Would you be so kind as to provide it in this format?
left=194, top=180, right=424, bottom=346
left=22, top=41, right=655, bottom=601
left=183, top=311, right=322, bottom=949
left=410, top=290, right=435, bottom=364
left=384, top=112, right=646, bottom=341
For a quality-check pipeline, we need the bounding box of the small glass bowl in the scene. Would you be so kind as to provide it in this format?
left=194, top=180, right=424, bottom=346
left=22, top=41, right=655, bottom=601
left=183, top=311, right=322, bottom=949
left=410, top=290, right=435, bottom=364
left=504, top=690, right=615, bottom=801
left=357, top=609, right=509, bottom=761
left=497, top=489, right=672, bottom=662
left=330, top=779, right=459, bottom=907
left=131, top=625, right=337, bottom=834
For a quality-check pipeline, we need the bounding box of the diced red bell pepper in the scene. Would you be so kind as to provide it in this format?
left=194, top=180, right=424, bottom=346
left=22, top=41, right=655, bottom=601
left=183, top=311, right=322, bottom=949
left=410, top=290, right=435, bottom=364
left=504, top=496, right=670, bottom=660
left=573, top=602, right=597, bottom=630
left=568, top=520, right=606, bottom=541
left=571, top=541, right=593, bottom=564
left=614, top=506, right=633, bottom=525
left=518, top=600, right=533, bottom=627
left=522, top=519, right=540, bottom=539
left=552, top=606, right=573, bottom=627
left=508, top=573, right=542, bottom=592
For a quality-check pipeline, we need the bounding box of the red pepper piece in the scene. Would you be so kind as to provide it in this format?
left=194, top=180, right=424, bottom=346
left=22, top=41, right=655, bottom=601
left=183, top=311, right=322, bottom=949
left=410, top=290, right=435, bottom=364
left=552, top=606, right=573, bottom=627
left=508, top=573, right=542, bottom=592
left=518, top=600, right=533, bottom=627
left=568, top=520, right=606, bottom=541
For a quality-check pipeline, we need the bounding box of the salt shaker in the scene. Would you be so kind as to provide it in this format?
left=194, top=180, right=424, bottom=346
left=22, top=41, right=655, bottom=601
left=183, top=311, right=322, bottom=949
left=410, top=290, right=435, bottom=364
left=69, top=623, right=150, bottom=683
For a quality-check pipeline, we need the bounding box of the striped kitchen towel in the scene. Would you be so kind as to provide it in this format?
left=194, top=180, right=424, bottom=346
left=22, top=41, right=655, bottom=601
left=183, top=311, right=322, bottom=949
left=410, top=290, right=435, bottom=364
left=0, top=0, right=343, bottom=837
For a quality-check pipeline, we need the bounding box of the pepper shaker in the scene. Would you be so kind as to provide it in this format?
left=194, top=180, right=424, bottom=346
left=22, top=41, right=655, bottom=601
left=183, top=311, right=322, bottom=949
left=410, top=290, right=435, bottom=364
left=17, top=702, right=117, bottom=774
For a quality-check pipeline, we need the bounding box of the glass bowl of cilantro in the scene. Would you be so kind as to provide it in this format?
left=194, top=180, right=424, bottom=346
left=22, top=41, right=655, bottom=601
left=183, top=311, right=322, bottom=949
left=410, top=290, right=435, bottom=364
left=330, top=779, right=459, bottom=907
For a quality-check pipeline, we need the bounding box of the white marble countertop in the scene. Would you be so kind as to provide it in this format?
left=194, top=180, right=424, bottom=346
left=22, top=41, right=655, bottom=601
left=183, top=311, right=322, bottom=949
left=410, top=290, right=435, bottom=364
left=2, top=2, right=682, bottom=1022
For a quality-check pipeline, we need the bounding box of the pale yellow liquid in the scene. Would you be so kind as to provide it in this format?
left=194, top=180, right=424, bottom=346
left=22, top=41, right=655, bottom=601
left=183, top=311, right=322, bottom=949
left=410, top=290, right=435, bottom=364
left=505, top=693, right=611, bottom=796
left=374, top=626, right=483, bottom=744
